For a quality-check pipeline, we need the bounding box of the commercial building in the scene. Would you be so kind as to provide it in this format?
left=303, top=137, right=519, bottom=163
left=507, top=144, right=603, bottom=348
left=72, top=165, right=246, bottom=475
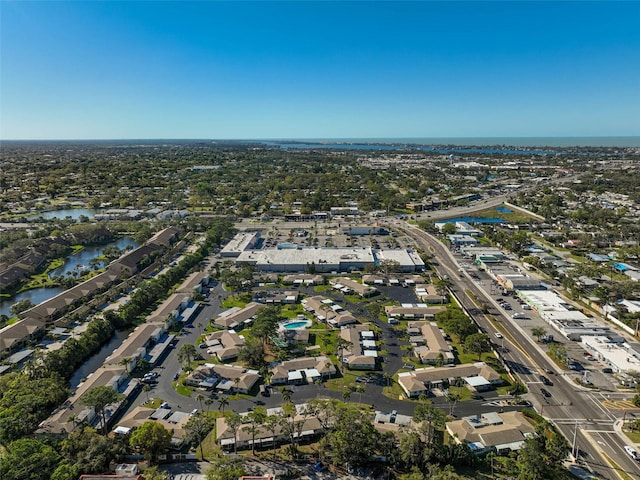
left=519, top=290, right=611, bottom=340
left=220, top=231, right=261, bottom=258
left=236, top=247, right=424, bottom=273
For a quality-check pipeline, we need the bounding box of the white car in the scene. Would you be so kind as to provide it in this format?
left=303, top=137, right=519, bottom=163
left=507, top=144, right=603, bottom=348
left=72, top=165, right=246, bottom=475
left=495, top=332, right=503, bottom=339
left=624, top=445, right=640, bottom=460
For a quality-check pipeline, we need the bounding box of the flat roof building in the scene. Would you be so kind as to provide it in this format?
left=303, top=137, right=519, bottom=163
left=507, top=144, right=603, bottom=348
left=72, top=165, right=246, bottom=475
left=220, top=232, right=261, bottom=258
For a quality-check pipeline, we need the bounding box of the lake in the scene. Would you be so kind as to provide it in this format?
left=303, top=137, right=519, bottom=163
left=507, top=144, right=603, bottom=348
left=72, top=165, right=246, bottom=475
left=48, top=237, right=139, bottom=279
left=0, top=237, right=139, bottom=318
left=27, top=208, right=100, bottom=220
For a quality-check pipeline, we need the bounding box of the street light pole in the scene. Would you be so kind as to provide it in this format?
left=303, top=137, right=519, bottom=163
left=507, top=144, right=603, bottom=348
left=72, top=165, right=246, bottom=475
left=572, top=420, right=580, bottom=460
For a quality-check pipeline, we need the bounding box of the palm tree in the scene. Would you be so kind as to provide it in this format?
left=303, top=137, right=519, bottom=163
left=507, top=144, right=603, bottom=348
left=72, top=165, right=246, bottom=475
left=247, top=406, right=267, bottom=455
left=204, top=398, right=214, bottom=413
left=178, top=343, right=197, bottom=372
left=342, top=388, right=352, bottom=402
left=446, top=392, right=461, bottom=417
left=196, top=393, right=205, bottom=412
left=383, top=372, right=393, bottom=387
left=263, top=414, right=280, bottom=460
left=281, top=387, right=292, bottom=403
left=531, top=326, right=547, bottom=342
left=233, top=377, right=241, bottom=393
left=355, top=384, right=365, bottom=404
left=335, top=338, right=353, bottom=372
left=143, top=384, right=151, bottom=404
left=226, top=411, right=243, bottom=455
left=218, top=396, right=229, bottom=412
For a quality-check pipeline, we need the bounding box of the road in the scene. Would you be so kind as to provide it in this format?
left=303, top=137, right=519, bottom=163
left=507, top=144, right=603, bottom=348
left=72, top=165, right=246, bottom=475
left=395, top=222, right=640, bottom=479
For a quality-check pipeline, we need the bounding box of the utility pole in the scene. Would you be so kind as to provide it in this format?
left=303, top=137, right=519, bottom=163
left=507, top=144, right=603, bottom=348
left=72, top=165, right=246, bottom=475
left=572, top=420, right=580, bottom=460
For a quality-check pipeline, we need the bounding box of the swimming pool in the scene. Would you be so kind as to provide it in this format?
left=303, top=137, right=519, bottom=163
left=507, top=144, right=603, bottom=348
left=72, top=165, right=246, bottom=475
left=282, top=320, right=311, bottom=329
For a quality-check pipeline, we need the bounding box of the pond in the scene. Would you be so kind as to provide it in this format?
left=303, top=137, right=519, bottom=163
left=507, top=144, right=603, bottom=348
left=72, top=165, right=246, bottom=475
left=69, top=328, right=130, bottom=389
left=48, top=237, right=139, bottom=279
left=0, top=287, right=66, bottom=318
left=0, top=237, right=139, bottom=318
left=26, top=208, right=100, bottom=220
left=439, top=215, right=506, bottom=224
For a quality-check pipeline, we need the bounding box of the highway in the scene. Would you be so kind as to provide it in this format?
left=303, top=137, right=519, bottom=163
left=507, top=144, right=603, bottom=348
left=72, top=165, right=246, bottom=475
left=395, top=222, right=640, bottom=479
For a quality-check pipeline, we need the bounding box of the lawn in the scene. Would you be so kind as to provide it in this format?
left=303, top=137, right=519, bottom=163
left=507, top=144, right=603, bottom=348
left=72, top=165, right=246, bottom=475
left=220, top=293, right=251, bottom=308
left=622, top=428, right=640, bottom=443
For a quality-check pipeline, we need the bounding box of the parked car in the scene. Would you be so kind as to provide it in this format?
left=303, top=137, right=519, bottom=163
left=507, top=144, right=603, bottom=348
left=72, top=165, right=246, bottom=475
left=602, top=367, right=613, bottom=374
left=159, top=402, right=171, bottom=409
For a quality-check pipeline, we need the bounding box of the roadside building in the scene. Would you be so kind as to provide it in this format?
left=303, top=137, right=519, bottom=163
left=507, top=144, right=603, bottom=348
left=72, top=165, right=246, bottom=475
left=407, top=321, right=454, bottom=365
left=281, top=273, right=324, bottom=286
left=446, top=411, right=535, bottom=454
left=397, top=363, right=502, bottom=398
left=37, top=365, right=132, bottom=434
left=220, top=231, right=261, bottom=258
left=216, top=403, right=323, bottom=451
left=385, top=304, right=446, bottom=321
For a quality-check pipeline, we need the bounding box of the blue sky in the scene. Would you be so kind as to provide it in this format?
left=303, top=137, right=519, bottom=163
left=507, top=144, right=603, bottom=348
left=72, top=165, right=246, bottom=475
left=1, top=1, right=639, bottom=140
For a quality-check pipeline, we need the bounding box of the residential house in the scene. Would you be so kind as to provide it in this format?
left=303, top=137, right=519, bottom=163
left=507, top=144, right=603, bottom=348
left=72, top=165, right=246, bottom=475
left=407, top=321, right=455, bottom=365
left=269, top=356, right=336, bottom=385
left=397, top=363, right=502, bottom=398
left=214, top=302, right=263, bottom=329
left=446, top=411, right=535, bottom=454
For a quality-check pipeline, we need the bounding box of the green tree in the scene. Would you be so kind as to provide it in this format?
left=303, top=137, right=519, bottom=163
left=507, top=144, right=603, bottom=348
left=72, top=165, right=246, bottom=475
left=9, top=298, right=35, bottom=316
left=0, top=438, right=61, bottom=480
left=238, top=337, right=266, bottom=369
left=59, top=426, right=127, bottom=475
left=178, top=343, right=197, bottom=371
left=218, top=396, right=229, bottom=412
left=319, top=405, right=380, bottom=467
left=531, top=326, right=547, bottom=342
left=464, top=333, right=491, bottom=361
left=141, top=466, right=170, bottom=480
left=246, top=406, right=267, bottom=455
left=442, top=223, right=457, bottom=235
left=184, top=413, right=214, bottom=461
left=225, top=412, right=244, bottom=455
left=205, top=452, right=246, bottom=480
left=129, top=421, right=172, bottom=465
left=80, top=385, right=123, bottom=435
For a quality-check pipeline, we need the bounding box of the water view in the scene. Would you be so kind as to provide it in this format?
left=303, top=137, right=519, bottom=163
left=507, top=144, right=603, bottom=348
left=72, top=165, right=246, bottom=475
left=0, top=237, right=139, bottom=318
left=27, top=208, right=100, bottom=221
left=48, top=237, right=139, bottom=279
